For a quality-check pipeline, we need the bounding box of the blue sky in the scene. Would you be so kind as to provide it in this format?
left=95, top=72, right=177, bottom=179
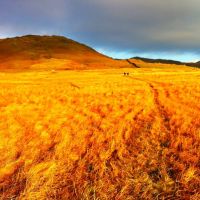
left=0, top=0, right=200, bottom=62
left=96, top=48, right=200, bottom=62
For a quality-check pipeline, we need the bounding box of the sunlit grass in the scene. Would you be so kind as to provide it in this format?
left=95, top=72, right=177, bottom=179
left=0, top=67, right=199, bottom=199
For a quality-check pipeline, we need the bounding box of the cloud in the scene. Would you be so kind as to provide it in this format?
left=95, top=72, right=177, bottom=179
left=0, top=0, right=200, bottom=60
left=0, top=0, right=69, bottom=35
left=66, top=0, right=200, bottom=52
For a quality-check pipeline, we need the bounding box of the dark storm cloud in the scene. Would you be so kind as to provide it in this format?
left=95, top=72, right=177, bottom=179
left=0, top=0, right=200, bottom=60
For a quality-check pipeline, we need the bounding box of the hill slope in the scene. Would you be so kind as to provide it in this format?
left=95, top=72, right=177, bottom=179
left=1, top=35, right=198, bottom=70
left=132, top=57, right=200, bottom=68
left=186, top=61, right=200, bottom=68
left=0, top=35, right=130, bottom=70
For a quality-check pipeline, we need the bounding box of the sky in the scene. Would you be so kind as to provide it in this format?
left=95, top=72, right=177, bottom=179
left=0, top=0, right=200, bottom=62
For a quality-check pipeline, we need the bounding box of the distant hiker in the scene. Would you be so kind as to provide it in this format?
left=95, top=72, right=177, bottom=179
left=123, top=72, right=129, bottom=76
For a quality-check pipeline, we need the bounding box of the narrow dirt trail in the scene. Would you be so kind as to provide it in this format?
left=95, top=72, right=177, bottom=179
left=126, top=75, right=171, bottom=133
left=148, top=83, right=171, bottom=133
left=126, top=59, right=140, bottom=68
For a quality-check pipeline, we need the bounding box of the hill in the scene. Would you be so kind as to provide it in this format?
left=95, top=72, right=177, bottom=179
left=133, top=56, right=200, bottom=68
left=0, top=35, right=130, bottom=70
left=133, top=57, right=184, bottom=65
left=128, top=58, right=189, bottom=69
left=0, top=35, right=199, bottom=70
left=186, top=61, right=200, bottom=68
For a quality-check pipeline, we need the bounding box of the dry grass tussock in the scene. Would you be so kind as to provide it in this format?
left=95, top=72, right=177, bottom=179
left=0, top=67, right=200, bottom=199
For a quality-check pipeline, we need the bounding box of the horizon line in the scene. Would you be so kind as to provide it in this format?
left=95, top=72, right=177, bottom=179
left=0, top=34, right=199, bottom=63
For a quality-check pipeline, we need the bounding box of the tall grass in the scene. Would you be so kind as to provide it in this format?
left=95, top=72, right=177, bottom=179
left=0, top=68, right=199, bottom=199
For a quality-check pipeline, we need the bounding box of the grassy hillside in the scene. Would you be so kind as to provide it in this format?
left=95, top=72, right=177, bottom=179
left=132, top=57, right=200, bottom=68
left=129, top=58, right=190, bottom=70
left=1, top=35, right=198, bottom=71
left=0, top=35, right=130, bottom=70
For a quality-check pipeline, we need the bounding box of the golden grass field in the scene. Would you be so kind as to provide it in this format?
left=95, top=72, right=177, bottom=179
left=0, top=66, right=200, bottom=199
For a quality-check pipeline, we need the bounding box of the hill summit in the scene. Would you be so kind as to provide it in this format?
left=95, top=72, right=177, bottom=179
left=0, top=35, right=199, bottom=70
left=0, top=35, right=129, bottom=70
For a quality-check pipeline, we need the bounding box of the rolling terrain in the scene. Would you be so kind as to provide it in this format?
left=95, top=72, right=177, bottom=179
left=0, top=35, right=130, bottom=70
left=0, top=67, right=200, bottom=199
left=0, top=35, right=200, bottom=199
left=0, top=35, right=196, bottom=71
left=132, top=57, right=200, bottom=68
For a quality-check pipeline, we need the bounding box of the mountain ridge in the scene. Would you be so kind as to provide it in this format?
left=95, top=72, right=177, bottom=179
left=133, top=56, right=200, bottom=68
left=0, top=35, right=199, bottom=70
